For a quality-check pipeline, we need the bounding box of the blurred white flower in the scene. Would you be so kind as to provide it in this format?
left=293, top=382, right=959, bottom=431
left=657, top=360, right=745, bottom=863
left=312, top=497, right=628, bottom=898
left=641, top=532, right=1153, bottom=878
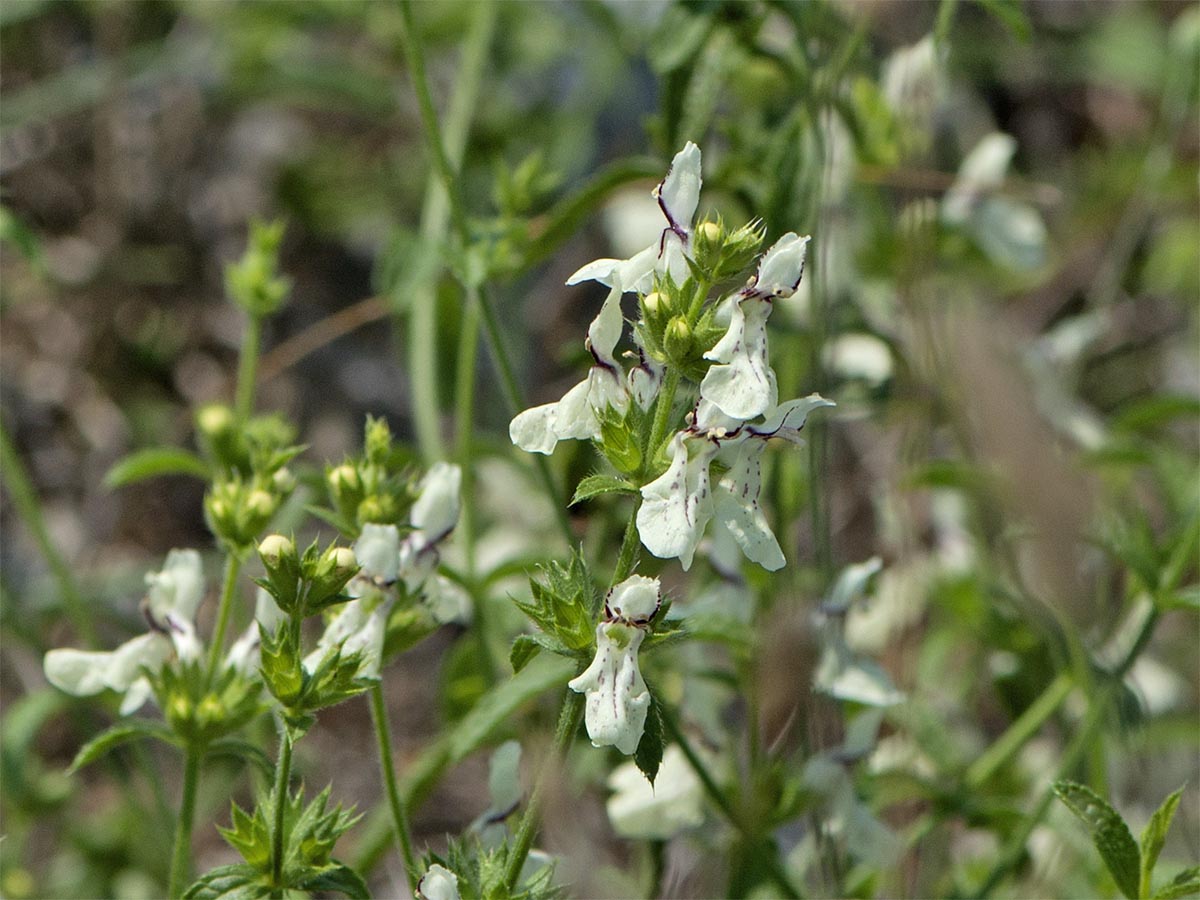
left=417, top=864, right=460, bottom=900
left=569, top=575, right=661, bottom=755
left=568, top=142, right=702, bottom=294
left=44, top=549, right=216, bottom=714
left=510, top=282, right=629, bottom=454
left=606, top=744, right=703, bottom=840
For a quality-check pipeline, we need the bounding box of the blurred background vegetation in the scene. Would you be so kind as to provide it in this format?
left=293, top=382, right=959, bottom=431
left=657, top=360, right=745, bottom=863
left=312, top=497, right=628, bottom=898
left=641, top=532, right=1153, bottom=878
left=1, top=1, right=1197, bottom=898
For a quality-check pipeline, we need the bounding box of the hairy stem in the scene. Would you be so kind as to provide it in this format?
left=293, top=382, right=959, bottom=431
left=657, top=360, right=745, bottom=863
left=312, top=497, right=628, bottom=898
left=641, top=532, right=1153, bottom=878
left=369, top=683, right=419, bottom=892
left=167, top=745, right=201, bottom=899
left=503, top=688, right=585, bottom=891
left=234, top=314, right=262, bottom=425
left=270, top=727, right=294, bottom=895
left=204, top=553, right=243, bottom=687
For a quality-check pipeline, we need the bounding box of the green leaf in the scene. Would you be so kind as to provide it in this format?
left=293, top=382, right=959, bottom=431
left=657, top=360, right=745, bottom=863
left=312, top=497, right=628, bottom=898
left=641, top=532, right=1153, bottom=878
left=509, top=635, right=541, bottom=674
left=1053, top=780, right=1142, bottom=900
left=104, top=447, right=210, bottom=488
left=68, top=720, right=177, bottom=774
left=182, top=864, right=268, bottom=900
left=296, top=861, right=370, bottom=898
left=1141, top=787, right=1187, bottom=898
left=448, top=654, right=575, bottom=763
left=570, top=474, right=637, bottom=506
left=635, top=691, right=665, bottom=786
left=1153, top=867, right=1200, bottom=900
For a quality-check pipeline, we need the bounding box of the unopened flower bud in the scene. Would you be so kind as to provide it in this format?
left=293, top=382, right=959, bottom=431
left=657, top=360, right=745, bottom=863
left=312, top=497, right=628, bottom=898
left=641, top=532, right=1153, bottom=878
left=196, top=694, right=224, bottom=727
left=196, top=404, right=234, bottom=438
left=663, top=315, right=694, bottom=365
left=326, top=546, right=358, bottom=577
left=258, top=534, right=294, bottom=567
left=328, top=464, right=359, bottom=497
left=357, top=495, right=392, bottom=525
left=167, top=695, right=193, bottom=727
left=642, top=291, right=664, bottom=314
left=697, top=221, right=722, bottom=244
left=272, top=467, right=296, bottom=494
left=247, top=489, right=275, bottom=520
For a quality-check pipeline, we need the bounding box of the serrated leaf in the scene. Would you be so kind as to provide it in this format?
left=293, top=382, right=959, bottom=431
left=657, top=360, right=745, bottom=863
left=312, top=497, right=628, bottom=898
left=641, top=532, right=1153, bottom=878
left=182, top=864, right=268, bottom=900
left=448, top=654, right=574, bottom=763
left=635, top=691, right=665, bottom=786
left=104, top=447, right=210, bottom=488
left=1142, top=787, right=1187, bottom=898
left=68, top=720, right=177, bottom=774
left=296, top=861, right=370, bottom=898
left=1153, top=867, right=1200, bottom=900
left=1054, top=780, right=1141, bottom=899
left=510, top=635, right=541, bottom=674
left=570, top=474, right=637, bottom=506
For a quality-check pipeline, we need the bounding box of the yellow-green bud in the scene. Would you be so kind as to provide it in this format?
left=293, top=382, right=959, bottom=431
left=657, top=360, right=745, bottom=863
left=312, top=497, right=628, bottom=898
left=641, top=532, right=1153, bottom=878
left=168, top=695, right=192, bottom=725
left=697, top=221, right=722, bottom=244
left=357, top=496, right=390, bottom=524
left=272, top=467, right=296, bottom=494
left=196, top=694, right=224, bottom=727
left=196, top=403, right=234, bottom=437
left=326, top=546, right=358, bottom=577
left=247, top=489, right=275, bottom=520
left=258, top=534, right=294, bottom=567
left=328, top=464, right=359, bottom=496
left=643, top=291, right=664, bottom=314
left=663, top=315, right=693, bottom=364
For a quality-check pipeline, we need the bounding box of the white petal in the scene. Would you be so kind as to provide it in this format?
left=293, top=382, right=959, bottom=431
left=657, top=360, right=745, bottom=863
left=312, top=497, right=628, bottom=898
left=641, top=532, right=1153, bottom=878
left=354, top=523, right=401, bottom=583
left=700, top=297, right=776, bottom=420
left=607, top=745, right=703, bottom=840
left=119, top=678, right=155, bottom=715
left=411, top=462, right=462, bottom=544
left=509, top=403, right=561, bottom=454
left=424, top=574, right=472, bottom=625
left=569, top=623, right=649, bottom=755
left=418, top=864, right=461, bottom=900
left=551, top=378, right=601, bottom=441
left=754, top=233, right=810, bottom=298
left=567, top=245, right=659, bottom=295
left=586, top=365, right=629, bottom=419
left=106, top=633, right=173, bottom=690
left=659, top=231, right=691, bottom=285
left=656, top=142, right=702, bottom=233
left=587, top=282, right=625, bottom=365
left=145, top=549, right=206, bottom=623
left=607, top=574, right=661, bottom=623
left=44, top=648, right=113, bottom=696
left=254, top=587, right=288, bottom=635
left=750, top=393, right=836, bottom=442
left=636, top=434, right=714, bottom=570
left=714, top=444, right=785, bottom=571
left=566, top=257, right=622, bottom=286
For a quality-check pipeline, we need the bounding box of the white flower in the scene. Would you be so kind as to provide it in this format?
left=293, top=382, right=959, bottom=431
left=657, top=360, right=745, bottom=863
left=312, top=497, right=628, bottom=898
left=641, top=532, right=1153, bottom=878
left=627, top=332, right=664, bottom=410
left=567, top=142, right=702, bottom=294
left=398, top=462, right=463, bottom=588
left=44, top=549, right=209, bottom=714
left=606, top=745, right=703, bottom=840
left=224, top=588, right=287, bottom=676
left=636, top=432, right=718, bottom=571
left=417, top=864, right=460, bottom=900
left=509, top=282, right=629, bottom=455
left=568, top=575, right=661, bottom=755
left=304, top=594, right=386, bottom=680
left=637, top=395, right=834, bottom=571
left=699, top=234, right=809, bottom=421
left=353, top=523, right=402, bottom=587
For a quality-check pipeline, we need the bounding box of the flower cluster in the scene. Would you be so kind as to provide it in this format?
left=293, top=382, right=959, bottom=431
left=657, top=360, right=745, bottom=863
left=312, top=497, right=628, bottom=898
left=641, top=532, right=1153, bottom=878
left=43, top=550, right=277, bottom=714
left=307, top=462, right=467, bottom=679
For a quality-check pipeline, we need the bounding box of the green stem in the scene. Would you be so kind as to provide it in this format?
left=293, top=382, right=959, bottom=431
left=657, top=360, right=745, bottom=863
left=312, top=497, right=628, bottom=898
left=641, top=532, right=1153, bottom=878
left=369, top=683, right=419, bottom=893
left=271, top=727, right=294, bottom=895
left=503, top=688, right=585, bottom=891
left=612, top=510, right=643, bottom=587
left=645, top=369, right=683, bottom=466
left=167, top=745, right=201, bottom=899
left=234, top=314, right=262, bottom=424
left=204, top=553, right=243, bottom=687
left=661, top=707, right=802, bottom=899
left=970, top=608, right=1160, bottom=899
left=0, top=419, right=97, bottom=645
left=965, top=671, right=1073, bottom=789
left=404, top=0, right=495, bottom=464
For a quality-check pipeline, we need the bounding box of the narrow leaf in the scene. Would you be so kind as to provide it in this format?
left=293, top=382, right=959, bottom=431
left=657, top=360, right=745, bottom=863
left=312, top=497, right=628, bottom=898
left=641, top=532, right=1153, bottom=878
left=104, top=447, right=209, bottom=488
left=1054, top=780, right=1141, bottom=900
left=1153, top=867, right=1200, bottom=900
left=69, top=720, right=177, bottom=774
left=182, top=864, right=267, bottom=900
left=509, top=635, right=541, bottom=674
left=635, top=691, right=665, bottom=786
left=570, top=474, right=637, bottom=506
left=1142, top=787, right=1187, bottom=898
